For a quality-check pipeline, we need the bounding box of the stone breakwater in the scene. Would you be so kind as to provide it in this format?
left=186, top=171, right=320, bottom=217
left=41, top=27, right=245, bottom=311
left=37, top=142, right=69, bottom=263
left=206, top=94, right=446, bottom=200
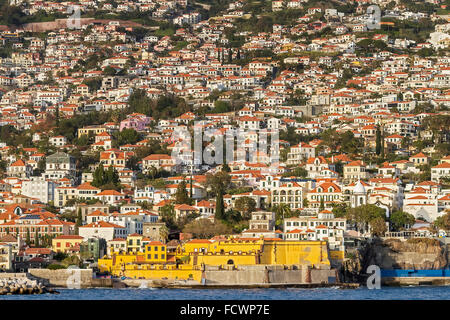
left=0, top=278, right=58, bottom=295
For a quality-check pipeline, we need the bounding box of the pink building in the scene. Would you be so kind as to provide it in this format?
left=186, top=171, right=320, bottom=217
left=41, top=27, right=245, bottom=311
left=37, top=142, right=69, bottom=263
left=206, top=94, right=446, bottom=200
left=119, top=114, right=151, bottom=132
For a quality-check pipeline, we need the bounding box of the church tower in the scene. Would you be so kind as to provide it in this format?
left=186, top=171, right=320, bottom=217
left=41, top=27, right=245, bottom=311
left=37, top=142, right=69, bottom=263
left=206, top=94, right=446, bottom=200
left=351, top=180, right=367, bottom=208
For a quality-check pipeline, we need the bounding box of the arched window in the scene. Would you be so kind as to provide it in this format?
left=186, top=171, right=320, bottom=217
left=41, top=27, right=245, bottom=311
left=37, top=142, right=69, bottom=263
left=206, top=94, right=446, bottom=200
left=227, top=259, right=234, bottom=265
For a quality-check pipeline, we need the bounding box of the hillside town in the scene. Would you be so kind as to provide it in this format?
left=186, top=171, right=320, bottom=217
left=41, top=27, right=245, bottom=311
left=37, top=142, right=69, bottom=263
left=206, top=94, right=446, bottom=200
left=0, top=0, right=448, bottom=276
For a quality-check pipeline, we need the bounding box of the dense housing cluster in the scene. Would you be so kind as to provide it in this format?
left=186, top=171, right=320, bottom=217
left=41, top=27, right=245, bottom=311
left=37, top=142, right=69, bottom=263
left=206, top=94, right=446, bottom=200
left=0, top=0, right=448, bottom=275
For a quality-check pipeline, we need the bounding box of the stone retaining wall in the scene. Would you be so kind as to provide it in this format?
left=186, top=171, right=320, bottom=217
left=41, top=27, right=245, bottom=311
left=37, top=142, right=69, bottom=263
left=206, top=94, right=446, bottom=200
left=28, top=269, right=93, bottom=288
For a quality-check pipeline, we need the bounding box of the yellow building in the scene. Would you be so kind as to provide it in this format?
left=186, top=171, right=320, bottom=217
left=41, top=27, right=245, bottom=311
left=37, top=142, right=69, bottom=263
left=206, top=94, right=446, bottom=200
left=100, top=236, right=168, bottom=272
left=98, top=236, right=332, bottom=281
left=108, top=238, right=127, bottom=255
left=144, top=241, right=166, bottom=263
left=126, top=234, right=150, bottom=254
left=0, top=243, right=12, bottom=271
left=77, top=126, right=107, bottom=137
left=52, top=235, right=84, bottom=253
left=180, top=238, right=330, bottom=268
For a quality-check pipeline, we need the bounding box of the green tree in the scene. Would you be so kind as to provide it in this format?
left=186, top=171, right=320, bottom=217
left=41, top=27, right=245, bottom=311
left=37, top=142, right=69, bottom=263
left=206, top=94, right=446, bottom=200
left=175, top=179, right=191, bottom=205
left=273, top=203, right=295, bottom=228
left=128, top=89, right=153, bottom=115
left=346, top=204, right=386, bottom=233
left=74, top=134, right=89, bottom=147
left=376, top=127, right=382, bottom=156
left=54, top=252, right=68, bottom=261
left=319, top=198, right=325, bottom=211
left=234, top=196, right=256, bottom=220
left=103, top=66, right=117, bottom=76
left=160, top=204, right=176, bottom=229
left=222, top=209, right=243, bottom=225
left=279, top=127, right=301, bottom=145
left=434, top=212, right=450, bottom=230
left=205, top=171, right=231, bottom=195
left=105, top=166, right=120, bottom=186
left=302, top=198, right=309, bottom=208
left=189, top=175, right=193, bottom=199
left=149, top=178, right=167, bottom=189
left=55, top=106, right=60, bottom=127
left=159, top=225, right=169, bottom=243
left=116, top=128, right=141, bottom=146
left=205, top=171, right=230, bottom=221
left=370, top=217, right=387, bottom=237
left=75, top=208, right=83, bottom=235
left=26, top=229, right=31, bottom=246
left=62, top=255, right=82, bottom=268
left=92, top=163, right=105, bottom=187
left=34, top=230, right=40, bottom=247
left=182, top=218, right=231, bottom=239
left=390, top=210, right=415, bottom=231
left=215, top=192, right=225, bottom=221
left=283, top=166, right=307, bottom=178
left=211, top=100, right=231, bottom=113
left=83, top=78, right=102, bottom=92
left=222, top=163, right=231, bottom=172
left=331, top=203, right=348, bottom=218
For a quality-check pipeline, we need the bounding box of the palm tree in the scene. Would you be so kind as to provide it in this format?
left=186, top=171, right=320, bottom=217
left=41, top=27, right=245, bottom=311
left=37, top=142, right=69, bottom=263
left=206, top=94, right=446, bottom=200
left=274, top=204, right=292, bottom=228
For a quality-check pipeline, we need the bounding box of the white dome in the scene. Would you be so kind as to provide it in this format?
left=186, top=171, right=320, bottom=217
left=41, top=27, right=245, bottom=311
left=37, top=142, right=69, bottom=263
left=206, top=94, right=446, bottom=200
left=353, top=180, right=366, bottom=194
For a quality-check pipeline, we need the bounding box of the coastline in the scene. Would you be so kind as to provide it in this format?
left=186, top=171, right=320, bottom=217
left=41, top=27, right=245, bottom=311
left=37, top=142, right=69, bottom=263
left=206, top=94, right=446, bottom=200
left=2, top=286, right=450, bottom=301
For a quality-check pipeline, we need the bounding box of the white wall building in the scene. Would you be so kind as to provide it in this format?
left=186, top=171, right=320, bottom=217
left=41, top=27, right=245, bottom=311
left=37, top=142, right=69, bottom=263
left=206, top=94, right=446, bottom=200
left=21, top=178, right=56, bottom=203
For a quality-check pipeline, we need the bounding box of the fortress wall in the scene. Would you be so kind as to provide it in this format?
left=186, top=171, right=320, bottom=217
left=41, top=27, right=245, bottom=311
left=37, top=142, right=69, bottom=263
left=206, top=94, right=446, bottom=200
left=204, top=266, right=335, bottom=285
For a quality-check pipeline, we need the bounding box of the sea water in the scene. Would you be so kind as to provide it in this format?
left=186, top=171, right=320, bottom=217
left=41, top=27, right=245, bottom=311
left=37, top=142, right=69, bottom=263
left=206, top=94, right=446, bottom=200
left=0, top=286, right=449, bottom=300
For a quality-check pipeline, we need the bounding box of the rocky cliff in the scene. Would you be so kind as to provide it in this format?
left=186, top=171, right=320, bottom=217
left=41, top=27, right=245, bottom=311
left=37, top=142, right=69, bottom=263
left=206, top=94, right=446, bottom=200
left=367, top=238, right=447, bottom=270
left=340, top=238, right=448, bottom=283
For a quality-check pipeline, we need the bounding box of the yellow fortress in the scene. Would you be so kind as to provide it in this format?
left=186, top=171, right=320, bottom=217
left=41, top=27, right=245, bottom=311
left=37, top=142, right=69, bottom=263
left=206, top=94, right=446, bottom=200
left=98, top=236, right=335, bottom=282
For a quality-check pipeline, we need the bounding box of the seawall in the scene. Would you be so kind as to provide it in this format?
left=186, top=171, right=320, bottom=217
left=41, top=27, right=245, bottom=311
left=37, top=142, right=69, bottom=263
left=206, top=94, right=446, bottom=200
left=28, top=269, right=93, bottom=288
left=121, top=264, right=337, bottom=286
left=1, top=265, right=339, bottom=288
left=203, top=265, right=336, bottom=285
